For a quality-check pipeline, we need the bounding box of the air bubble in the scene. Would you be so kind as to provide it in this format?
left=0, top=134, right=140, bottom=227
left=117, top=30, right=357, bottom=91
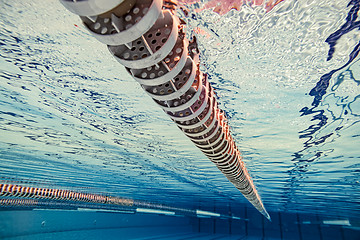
left=103, top=18, right=110, bottom=23
left=176, top=48, right=182, bottom=54
left=158, top=71, right=164, bottom=76
left=143, top=7, right=149, bottom=14
left=185, top=69, right=191, bottom=74
left=135, top=16, right=142, bottom=23
left=141, top=72, right=147, bottom=78
left=150, top=73, right=156, bottom=78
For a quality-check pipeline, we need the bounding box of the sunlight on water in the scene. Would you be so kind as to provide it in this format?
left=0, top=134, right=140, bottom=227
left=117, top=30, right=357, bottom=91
left=0, top=0, right=359, bottom=221
left=180, top=0, right=360, bottom=214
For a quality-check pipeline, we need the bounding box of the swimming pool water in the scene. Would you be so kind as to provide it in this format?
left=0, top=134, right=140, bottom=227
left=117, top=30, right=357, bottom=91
left=0, top=0, right=359, bottom=239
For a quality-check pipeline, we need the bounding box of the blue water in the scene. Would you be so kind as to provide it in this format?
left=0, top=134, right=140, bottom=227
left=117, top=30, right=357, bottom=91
left=0, top=0, right=360, bottom=239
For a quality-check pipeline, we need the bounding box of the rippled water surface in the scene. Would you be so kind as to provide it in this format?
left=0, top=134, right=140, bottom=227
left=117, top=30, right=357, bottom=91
left=0, top=0, right=359, bottom=221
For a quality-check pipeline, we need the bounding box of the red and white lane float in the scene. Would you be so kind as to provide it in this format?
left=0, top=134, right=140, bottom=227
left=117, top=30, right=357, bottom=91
left=0, top=183, right=134, bottom=206
left=0, top=183, right=247, bottom=219
left=59, top=0, right=270, bottom=220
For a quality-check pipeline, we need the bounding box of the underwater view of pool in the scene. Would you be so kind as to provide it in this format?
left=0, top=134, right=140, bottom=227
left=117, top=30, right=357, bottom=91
left=0, top=0, right=359, bottom=239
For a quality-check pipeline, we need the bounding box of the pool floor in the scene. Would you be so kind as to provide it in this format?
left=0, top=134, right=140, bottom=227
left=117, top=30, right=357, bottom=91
left=0, top=209, right=359, bottom=240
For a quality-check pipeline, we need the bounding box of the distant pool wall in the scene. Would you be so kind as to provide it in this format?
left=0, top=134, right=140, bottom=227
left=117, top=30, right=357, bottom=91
left=1, top=208, right=359, bottom=239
